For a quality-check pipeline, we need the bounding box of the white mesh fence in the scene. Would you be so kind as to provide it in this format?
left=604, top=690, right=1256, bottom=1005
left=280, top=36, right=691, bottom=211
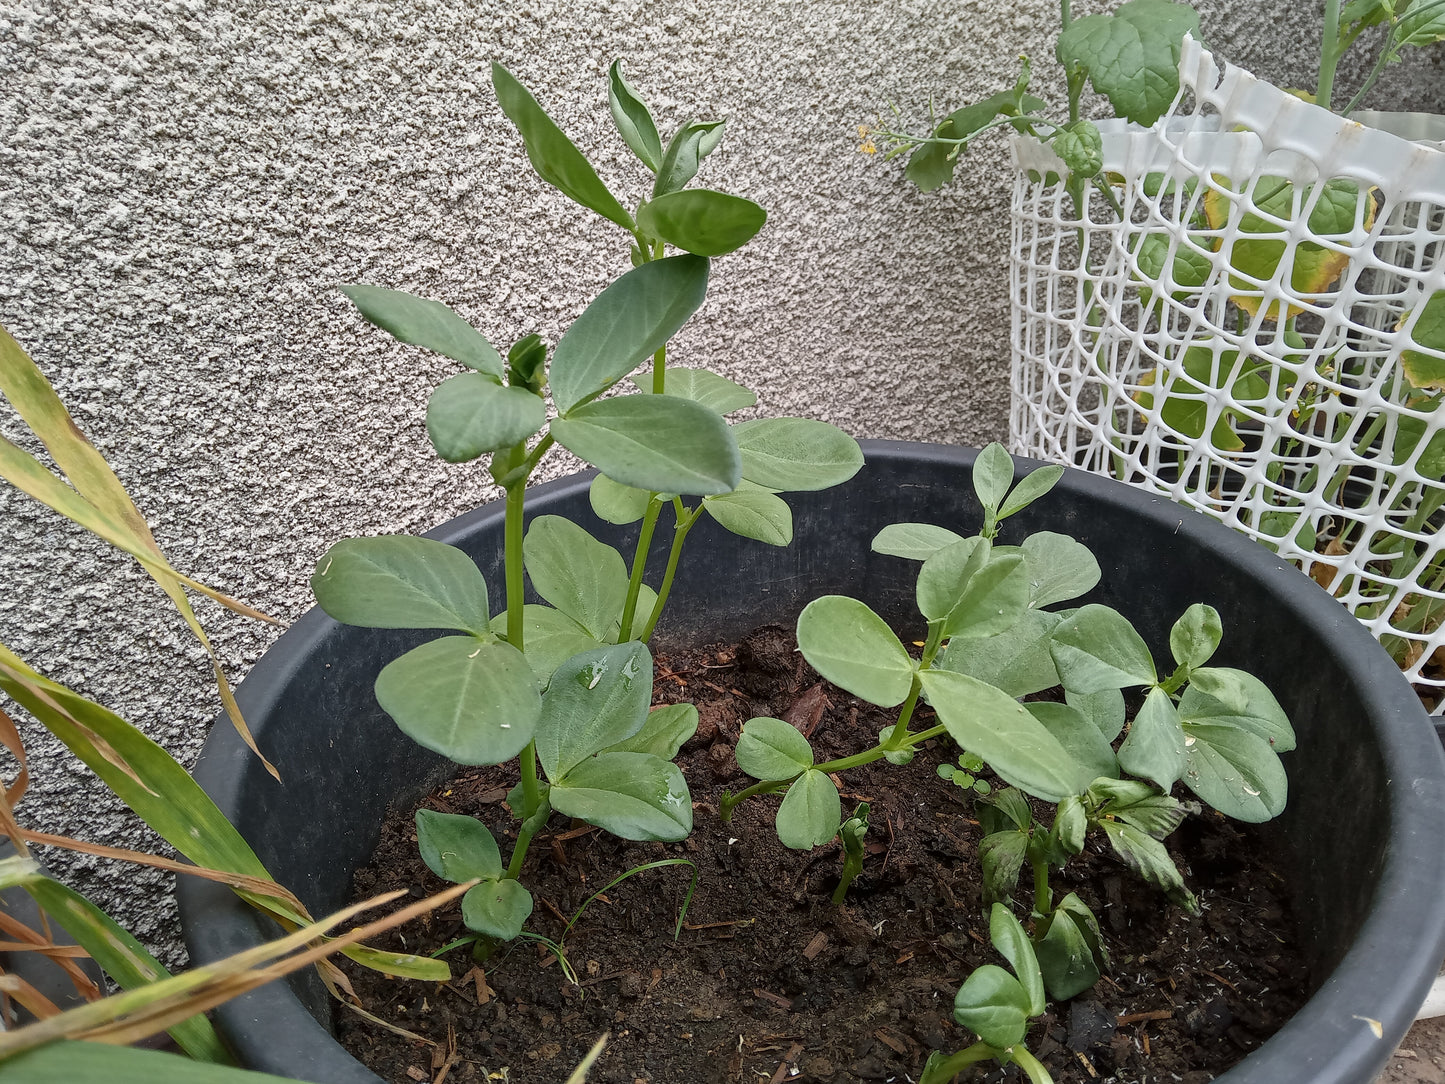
left=1009, top=37, right=1445, bottom=713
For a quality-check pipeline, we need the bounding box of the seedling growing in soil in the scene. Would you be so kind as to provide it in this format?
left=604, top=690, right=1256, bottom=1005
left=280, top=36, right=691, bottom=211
left=937, top=750, right=992, bottom=796
left=310, top=63, right=860, bottom=948
left=919, top=904, right=1055, bottom=1084
left=722, top=443, right=1295, bottom=1003
left=832, top=802, right=871, bottom=904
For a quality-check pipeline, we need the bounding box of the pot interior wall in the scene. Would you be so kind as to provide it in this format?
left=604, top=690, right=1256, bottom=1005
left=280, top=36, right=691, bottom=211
left=186, top=442, right=1441, bottom=1084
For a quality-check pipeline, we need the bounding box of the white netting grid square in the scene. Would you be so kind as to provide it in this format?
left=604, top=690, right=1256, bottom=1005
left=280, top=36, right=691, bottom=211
left=1009, top=39, right=1445, bottom=713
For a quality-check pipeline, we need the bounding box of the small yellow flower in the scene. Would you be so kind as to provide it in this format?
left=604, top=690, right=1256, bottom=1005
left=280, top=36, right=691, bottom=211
left=860, top=140, right=878, bottom=155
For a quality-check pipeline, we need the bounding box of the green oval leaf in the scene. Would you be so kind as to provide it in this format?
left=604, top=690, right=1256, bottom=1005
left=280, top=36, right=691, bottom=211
left=549, top=752, right=693, bottom=841
left=633, top=366, right=756, bottom=414
left=735, top=716, right=815, bottom=780
left=998, top=464, right=1066, bottom=520
left=375, top=637, right=540, bottom=765
left=589, top=473, right=656, bottom=525
left=1050, top=604, right=1158, bottom=692
left=775, top=769, right=842, bottom=850
left=1036, top=908, right=1102, bottom=1001
left=312, top=536, right=491, bottom=635
left=988, top=903, right=1045, bottom=1016
left=601, top=702, right=699, bottom=759
left=1401, top=289, right=1445, bottom=389
left=1180, top=722, right=1289, bottom=822
left=490, top=605, right=602, bottom=690
left=916, top=537, right=991, bottom=623
left=415, top=809, right=503, bottom=883
left=536, top=641, right=653, bottom=780
left=426, top=374, right=546, bottom=463
left=1026, top=701, right=1120, bottom=784
left=1169, top=603, right=1223, bottom=669
left=732, top=417, right=864, bottom=492
left=340, top=285, right=503, bottom=378
left=523, top=516, right=630, bottom=640
left=703, top=483, right=794, bottom=546
left=462, top=878, right=534, bottom=941
left=1117, top=686, right=1187, bottom=791
left=952, top=964, right=1032, bottom=1049
left=550, top=255, right=711, bottom=413
left=1020, top=531, right=1101, bottom=608
left=939, top=609, right=1062, bottom=698
left=552, top=394, right=741, bottom=496
left=972, top=443, right=1015, bottom=514
left=638, top=189, right=767, bottom=256
left=608, top=59, right=663, bottom=172
left=492, top=62, right=634, bottom=229
left=920, top=668, right=1094, bottom=801
left=938, top=554, right=1032, bottom=640
left=870, top=522, right=966, bottom=561
left=1100, top=819, right=1196, bottom=910
left=1179, top=668, right=1295, bottom=751
left=796, top=596, right=915, bottom=707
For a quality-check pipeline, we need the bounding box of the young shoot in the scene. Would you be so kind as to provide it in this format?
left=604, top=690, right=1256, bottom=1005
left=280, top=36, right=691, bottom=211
left=310, top=61, right=861, bottom=950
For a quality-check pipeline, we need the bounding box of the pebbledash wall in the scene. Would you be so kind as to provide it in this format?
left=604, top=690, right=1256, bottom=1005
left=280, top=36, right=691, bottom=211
left=1, top=0, right=1441, bottom=964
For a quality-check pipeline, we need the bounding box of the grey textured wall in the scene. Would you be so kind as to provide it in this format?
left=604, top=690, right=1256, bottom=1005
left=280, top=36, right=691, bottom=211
left=2, top=0, right=1442, bottom=965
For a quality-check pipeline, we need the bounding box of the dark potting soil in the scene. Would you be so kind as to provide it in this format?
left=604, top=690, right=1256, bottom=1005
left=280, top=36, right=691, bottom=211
left=336, top=626, right=1309, bottom=1084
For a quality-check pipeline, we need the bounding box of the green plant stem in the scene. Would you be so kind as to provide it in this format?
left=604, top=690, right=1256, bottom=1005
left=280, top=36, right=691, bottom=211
left=1031, top=851, right=1053, bottom=915
left=504, top=479, right=528, bottom=651
left=832, top=853, right=864, bottom=905
left=1317, top=0, right=1343, bottom=111
left=1013, top=1047, right=1056, bottom=1084
left=918, top=1042, right=999, bottom=1084
left=639, top=499, right=705, bottom=643
left=618, top=497, right=666, bottom=641
left=652, top=344, right=667, bottom=395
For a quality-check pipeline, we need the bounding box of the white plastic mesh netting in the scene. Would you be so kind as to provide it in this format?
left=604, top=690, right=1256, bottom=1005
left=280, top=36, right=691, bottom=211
left=1009, top=38, right=1445, bottom=712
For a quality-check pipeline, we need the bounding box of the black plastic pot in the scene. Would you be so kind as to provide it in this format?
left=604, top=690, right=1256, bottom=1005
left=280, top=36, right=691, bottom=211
left=178, top=440, right=1445, bottom=1084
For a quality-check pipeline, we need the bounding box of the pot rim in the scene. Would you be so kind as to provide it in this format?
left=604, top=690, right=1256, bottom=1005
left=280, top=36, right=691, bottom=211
left=179, top=440, right=1445, bottom=1084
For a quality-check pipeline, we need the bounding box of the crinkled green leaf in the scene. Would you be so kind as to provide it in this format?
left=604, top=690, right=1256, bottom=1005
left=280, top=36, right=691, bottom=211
left=979, top=830, right=1029, bottom=906
left=796, top=596, right=915, bottom=707
left=550, top=752, right=693, bottom=840
left=1052, top=120, right=1103, bottom=175
left=870, top=522, right=967, bottom=561
left=1117, top=686, right=1187, bottom=791
left=1133, top=347, right=1268, bottom=453
left=1056, top=0, right=1201, bottom=126
left=492, top=62, right=634, bottom=229
left=462, top=878, right=533, bottom=941
left=552, top=394, right=741, bottom=496
left=1050, top=604, right=1158, bottom=692
left=551, top=255, right=710, bottom=413
left=1111, top=791, right=1192, bottom=840
left=608, top=59, right=663, bottom=172
left=340, top=285, right=504, bottom=378
left=638, top=189, right=767, bottom=256
left=775, top=769, right=842, bottom=850
left=523, top=516, right=629, bottom=640
left=416, top=809, right=503, bottom=883
left=981, top=787, right=1034, bottom=833
left=312, top=536, right=492, bottom=635
left=376, top=637, right=540, bottom=765
left=536, top=641, right=653, bottom=780
left=426, top=374, right=545, bottom=462
left=736, top=716, right=814, bottom=780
